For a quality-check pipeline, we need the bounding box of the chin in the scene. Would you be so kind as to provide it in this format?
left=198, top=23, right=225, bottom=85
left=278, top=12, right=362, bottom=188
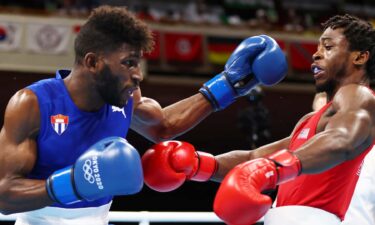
left=116, top=98, right=128, bottom=108
left=113, top=102, right=126, bottom=108
left=105, top=94, right=128, bottom=108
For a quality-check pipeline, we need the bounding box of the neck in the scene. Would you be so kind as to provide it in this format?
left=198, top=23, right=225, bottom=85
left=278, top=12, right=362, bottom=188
left=64, top=67, right=105, bottom=112
left=326, top=71, right=369, bottom=101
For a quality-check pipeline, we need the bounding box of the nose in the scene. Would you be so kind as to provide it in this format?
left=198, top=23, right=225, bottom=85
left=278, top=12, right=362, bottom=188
left=312, top=46, right=323, bottom=61
left=131, top=67, right=143, bottom=87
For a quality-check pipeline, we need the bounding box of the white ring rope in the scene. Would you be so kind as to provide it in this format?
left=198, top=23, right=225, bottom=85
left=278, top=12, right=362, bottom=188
left=110, top=211, right=222, bottom=222
left=0, top=211, right=264, bottom=223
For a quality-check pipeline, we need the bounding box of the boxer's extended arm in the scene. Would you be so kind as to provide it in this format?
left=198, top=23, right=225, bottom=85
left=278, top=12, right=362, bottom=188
left=294, top=84, right=375, bottom=173
left=131, top=90, right=212, bottom=143
left=211, top=111, right=314, bottom=182
left=131, top=35, right=287, bottom=143
left=211, top=136, right=291, bottom=182
left=141, top=137, right=292, bottom=192
left=141, top=109, right=314, bottom=189
left=0, top=89, right=52, bottom=214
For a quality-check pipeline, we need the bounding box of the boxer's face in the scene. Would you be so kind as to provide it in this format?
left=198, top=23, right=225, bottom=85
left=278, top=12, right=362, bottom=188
left=95, top=44, right=143, bottom=107
left=312, top=27, right=352, bottom=93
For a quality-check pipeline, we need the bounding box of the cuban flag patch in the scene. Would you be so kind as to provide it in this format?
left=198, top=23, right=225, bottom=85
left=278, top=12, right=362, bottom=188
left=51, top=114, right=69, bottom=135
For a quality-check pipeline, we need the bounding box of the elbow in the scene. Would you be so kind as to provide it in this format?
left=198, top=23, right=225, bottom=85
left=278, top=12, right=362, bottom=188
left=0, top=204, right=24, bottom=215
left=0, top=199, right=17, bottom=215
left=328, top=133, right=356, bottom=161
left=0, top=187, right=22, bottom=215
left=0, top=208, right=15, bottom=216
left=338, top=145, right=356, bottom=161
left=0, top=197, right=31, bottom=215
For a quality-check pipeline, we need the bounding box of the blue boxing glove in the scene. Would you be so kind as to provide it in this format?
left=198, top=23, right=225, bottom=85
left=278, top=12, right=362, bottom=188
left=46, top=137, right=143, bottom=204
left=200, top=35, right=287, bottom=111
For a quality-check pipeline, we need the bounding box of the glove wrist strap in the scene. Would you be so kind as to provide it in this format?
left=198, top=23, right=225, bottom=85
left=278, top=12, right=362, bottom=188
left=199, top=73, right=237, bottom=111
left=190, top=152, right=217, bottom=182
left=267, top=149, right=301, bottom=184
left=47, top=166, right=82, bottom=205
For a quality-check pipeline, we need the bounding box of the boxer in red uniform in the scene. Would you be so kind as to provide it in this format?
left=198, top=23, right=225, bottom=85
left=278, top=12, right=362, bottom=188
left=142, top=14, right=375, bottom=225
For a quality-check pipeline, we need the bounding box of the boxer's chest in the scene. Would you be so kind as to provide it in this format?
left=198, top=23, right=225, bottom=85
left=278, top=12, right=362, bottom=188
left=316, top=105, right=335, bottom=133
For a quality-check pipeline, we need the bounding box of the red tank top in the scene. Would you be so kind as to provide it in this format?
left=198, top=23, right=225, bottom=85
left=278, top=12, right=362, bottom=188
left=276, top=102, right=373, bottom=220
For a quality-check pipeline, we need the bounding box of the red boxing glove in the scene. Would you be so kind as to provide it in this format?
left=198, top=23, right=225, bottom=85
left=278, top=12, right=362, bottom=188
left=214, top=149, right=301, bottom=225
left=142, top=141, right=217, bottom=192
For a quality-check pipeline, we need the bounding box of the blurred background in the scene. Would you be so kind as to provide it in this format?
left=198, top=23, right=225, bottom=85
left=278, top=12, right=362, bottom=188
left=0, top=0, right=374, bottom=224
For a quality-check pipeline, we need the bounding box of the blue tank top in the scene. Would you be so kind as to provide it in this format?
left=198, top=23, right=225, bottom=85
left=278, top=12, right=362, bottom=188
left=26, top=70, right=133, bottom=208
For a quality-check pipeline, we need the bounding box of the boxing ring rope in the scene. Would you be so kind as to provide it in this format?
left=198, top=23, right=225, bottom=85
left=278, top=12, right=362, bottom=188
left=0, top=211, right=223, bottom=224
left=0, top=211, right=264, bottom=224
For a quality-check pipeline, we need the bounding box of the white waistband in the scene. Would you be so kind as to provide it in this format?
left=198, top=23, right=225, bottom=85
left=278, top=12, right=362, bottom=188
left=264, top=205, right=341, bottom=225
left=15, top=202, right=112, bottom=225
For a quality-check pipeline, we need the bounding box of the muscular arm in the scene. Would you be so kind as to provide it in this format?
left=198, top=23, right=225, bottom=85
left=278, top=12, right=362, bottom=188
left=131, top=89, right=213, bottom=143
left=211, top=136, right=291, bottom=182
left=210, top=110, right=316, bottom=182
left=295, top=85, right=375, bottom=173
left=0, top=89, right=53, bottom=214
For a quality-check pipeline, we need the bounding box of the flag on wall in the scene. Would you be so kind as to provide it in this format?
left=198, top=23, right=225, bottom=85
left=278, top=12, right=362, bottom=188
left=26, top=23, right=71, bottom=54
left=165, top=32, right=203, bottom=63
left=207, top=37, right=287, bottom=65
left=290, top=41, right=317, bottom=71
left=207, top=37, right=241, bottom=65
left=0, top=21, right=23, bottom=51
left=275, top=39, right=286, bottom=51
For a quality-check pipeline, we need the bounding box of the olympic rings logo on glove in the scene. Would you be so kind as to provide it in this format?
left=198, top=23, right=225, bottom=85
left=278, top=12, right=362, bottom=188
left=82, top=156, right=104, bottom=189
left=83, top=159, right=95, bottom=184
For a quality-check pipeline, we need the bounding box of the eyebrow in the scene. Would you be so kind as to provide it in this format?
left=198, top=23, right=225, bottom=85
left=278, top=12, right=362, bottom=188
left=320, top=37, right=332, bottom=42
left=120, top=53, right=140, bottom=61
left=128, top=51, right=142, bottom=58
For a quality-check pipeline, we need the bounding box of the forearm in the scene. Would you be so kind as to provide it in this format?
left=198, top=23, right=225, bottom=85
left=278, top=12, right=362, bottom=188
left=0, top=178, right=53, bottom=214
left=211, top=137, right=291, bottom=182
left=132, top=94, right=213, bottom=142
left=211, top=150, right=251, bottom=182
left=160, top=93, right=213, bottom=139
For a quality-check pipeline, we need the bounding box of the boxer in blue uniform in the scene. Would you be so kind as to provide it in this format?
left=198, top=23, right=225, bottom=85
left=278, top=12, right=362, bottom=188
left=0, top=5, right=287, bottom=225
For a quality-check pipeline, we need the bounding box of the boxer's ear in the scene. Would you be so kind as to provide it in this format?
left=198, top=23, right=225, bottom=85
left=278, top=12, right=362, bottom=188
left=353, top=51, right=369, bottom=66
left=83, top=52, right=100, bottom=72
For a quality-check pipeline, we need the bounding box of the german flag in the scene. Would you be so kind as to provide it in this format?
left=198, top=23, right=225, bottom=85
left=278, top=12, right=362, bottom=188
left=207, top=37, right=242, bottom=65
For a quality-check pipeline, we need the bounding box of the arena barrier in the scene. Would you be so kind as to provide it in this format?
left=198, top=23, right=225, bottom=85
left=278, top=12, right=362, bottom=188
left=0, top=211, right=264, bottom=224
